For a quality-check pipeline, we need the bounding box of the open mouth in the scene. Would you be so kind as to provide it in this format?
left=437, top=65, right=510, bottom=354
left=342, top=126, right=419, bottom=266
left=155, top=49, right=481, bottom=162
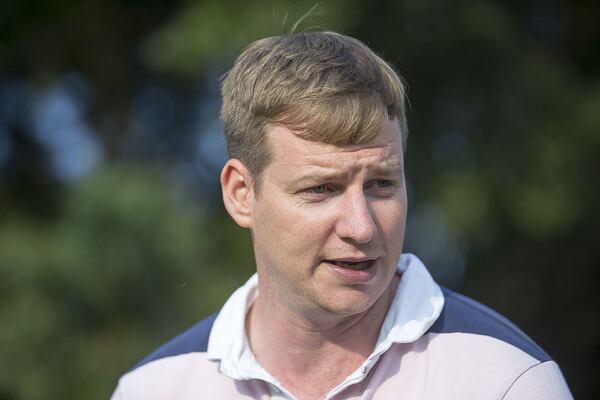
left=326, top=260, right=373, bottom=271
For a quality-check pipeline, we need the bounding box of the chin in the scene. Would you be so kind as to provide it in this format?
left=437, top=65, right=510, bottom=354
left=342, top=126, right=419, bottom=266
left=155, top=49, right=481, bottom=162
left=320, top=289, right=381, bottom=316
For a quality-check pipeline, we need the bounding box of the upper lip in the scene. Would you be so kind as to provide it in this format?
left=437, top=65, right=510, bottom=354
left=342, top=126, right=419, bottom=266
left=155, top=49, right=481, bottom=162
left=325, top=257, right=378, bottom=263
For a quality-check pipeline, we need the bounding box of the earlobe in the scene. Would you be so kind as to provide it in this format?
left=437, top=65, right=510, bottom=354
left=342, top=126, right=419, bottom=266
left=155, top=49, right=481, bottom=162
left=221, top=159, right=254, bottom=228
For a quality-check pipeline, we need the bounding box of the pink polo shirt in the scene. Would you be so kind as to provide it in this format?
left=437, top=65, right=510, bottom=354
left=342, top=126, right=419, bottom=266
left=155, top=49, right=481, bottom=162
left=111, top=254, right=572, bottom=399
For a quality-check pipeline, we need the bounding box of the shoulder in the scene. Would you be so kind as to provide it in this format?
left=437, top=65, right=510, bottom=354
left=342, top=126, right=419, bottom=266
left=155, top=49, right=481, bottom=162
left=418, top=288, right=573, bottom=398
left=132, top=312, right=219, bottom=371
left=111, top=313, right=222, bottom=400
left=429, top=287, right=550, bottom=362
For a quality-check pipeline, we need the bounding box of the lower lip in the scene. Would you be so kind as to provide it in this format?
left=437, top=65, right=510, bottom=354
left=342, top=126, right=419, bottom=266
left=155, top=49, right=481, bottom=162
left=323, top=259, right=378, bottom=284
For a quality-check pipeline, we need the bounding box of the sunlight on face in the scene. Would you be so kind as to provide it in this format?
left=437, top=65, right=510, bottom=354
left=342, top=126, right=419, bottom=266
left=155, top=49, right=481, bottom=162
left=249, top=118, right=407, bottom=317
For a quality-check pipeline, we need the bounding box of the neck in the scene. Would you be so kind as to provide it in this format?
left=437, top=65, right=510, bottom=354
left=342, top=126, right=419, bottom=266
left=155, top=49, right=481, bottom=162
left=246, top=275, right=399, bottom=399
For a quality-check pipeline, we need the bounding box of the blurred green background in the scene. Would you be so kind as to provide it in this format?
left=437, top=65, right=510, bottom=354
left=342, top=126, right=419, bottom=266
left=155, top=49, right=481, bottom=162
left=0, top=0, right=598, bottom=398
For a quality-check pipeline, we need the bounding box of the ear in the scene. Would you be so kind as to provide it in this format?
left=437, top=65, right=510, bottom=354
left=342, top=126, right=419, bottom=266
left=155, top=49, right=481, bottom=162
left=220, top=159, right=255, bottom=228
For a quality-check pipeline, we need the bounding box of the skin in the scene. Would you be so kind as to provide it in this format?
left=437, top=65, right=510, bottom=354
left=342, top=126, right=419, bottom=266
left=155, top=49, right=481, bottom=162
left=221, top=117, right=407, bottom=399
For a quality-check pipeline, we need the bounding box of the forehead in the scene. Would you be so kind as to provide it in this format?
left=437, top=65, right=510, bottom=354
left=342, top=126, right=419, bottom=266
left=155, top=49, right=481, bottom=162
left=264, top=118, right=404, bottom=179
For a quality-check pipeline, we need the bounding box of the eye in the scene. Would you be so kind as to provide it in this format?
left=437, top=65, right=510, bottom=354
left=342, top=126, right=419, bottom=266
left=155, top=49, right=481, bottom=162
left=299, top=184, right=334, bottom=202
left=310, top=185, right=328, bottom=194
left=369, top=179, right=394, bottom=189
left=373, top=179, right=392, bottom=188
left=366, top=179, right=397, bottom=196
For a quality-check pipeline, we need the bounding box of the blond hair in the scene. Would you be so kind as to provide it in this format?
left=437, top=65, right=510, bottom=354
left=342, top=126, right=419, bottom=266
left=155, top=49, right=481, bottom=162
left=220, top=31, right=408, bottom=177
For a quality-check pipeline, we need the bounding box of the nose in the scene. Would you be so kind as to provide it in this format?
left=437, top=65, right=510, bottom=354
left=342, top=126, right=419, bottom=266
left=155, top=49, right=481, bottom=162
left=335, top=188, right=378, bottom=244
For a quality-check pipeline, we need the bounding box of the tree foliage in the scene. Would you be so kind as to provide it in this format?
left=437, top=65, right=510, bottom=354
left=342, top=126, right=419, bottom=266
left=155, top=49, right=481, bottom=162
left=0, top=0, right=598, bottom=398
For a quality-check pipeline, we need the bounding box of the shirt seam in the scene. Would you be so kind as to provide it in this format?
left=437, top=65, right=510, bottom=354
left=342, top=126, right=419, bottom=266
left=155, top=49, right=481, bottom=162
left=500, top=360, right=546, bottom=400
left=443, top=290, right=549, bottom=361
left=125, top=351, right=210, bottom=378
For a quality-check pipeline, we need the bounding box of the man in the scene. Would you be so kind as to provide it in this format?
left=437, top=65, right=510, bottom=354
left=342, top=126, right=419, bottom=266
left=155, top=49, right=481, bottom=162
left=112, top=31, right=572, bottom=399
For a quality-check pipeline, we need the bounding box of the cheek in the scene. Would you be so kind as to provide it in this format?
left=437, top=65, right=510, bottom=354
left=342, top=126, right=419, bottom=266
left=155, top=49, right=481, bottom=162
left=254, top=199, right=328, bottom=258
left=374, top=199, right=407, bottom=238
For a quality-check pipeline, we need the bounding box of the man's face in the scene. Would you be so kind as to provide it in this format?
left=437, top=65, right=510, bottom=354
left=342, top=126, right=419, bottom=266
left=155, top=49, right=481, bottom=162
left=249, top=117, right=407, bottom=317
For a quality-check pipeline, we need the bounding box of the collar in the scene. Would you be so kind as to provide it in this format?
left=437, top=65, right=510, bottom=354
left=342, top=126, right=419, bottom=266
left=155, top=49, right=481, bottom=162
left=207, top=254, right=445, bottom=398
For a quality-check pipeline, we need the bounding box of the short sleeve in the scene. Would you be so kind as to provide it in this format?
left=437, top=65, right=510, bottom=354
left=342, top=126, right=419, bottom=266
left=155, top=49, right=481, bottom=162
left=502, top=361, right=573, bottom=400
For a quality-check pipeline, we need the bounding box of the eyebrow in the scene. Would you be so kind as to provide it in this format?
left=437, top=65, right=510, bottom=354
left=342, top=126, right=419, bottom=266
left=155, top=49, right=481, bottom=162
left=287, top=168, right=349, bottom=187
left=371, top=158, right=404, bottom=176
left=287, top=158, right=404, bottom=187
